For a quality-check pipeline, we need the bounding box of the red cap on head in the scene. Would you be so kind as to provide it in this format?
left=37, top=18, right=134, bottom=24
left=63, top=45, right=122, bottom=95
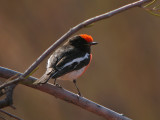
left=80, top=34, right=93, bottom=43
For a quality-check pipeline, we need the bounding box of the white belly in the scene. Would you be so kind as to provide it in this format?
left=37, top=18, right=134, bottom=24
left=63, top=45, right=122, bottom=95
left=58, top=67, right=86, bottom=81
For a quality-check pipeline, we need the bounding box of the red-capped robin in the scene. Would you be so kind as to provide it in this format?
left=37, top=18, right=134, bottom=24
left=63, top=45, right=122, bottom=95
left=34, top=34, right=98, bottom=96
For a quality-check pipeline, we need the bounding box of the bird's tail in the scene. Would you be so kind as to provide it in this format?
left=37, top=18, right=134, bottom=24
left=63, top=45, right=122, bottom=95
left=33, top=73, right=51, bottom=85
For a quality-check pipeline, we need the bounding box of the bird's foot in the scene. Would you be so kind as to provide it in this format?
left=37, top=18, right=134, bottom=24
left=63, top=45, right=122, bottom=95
left=55, top=83, right=62, bottom=88
left=77, top=92, right=81, bottom=97
left=76, top=93, right=82, bottom=101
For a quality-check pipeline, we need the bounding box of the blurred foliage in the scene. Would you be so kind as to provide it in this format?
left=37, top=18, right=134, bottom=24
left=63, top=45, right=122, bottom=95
left=0, top=0, right=160, bottom=120
left=143, top=0, right=160, bottom=16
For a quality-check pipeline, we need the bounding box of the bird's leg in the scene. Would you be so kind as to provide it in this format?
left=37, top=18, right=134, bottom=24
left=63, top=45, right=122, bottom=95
left=54, top=79, right=57, bottom=85
left=73, top=79, right=81, bottom=96
left=54, top=79, right=62, bottom=88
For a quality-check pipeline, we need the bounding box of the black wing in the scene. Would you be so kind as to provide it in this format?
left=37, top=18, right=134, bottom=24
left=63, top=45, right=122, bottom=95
left=34, top=45, right=90, bottom=84
left=47, top=45, right=73, bottom=69
left=49, top=47, right=90, bottom=79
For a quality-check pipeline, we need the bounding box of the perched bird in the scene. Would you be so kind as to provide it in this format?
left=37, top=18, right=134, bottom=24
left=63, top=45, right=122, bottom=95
left=34, top=34, right=98, bottom=96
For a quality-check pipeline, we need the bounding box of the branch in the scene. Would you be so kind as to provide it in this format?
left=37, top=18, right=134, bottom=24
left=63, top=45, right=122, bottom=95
left=0, top=66, right=131, bottom=120
left=0, top=74, right=19, bottom=108
left=0, top=0, right=152, bottom=90
left=0, top=109, right=23, bottom=120
left=0, top=84, right=16, bottom=108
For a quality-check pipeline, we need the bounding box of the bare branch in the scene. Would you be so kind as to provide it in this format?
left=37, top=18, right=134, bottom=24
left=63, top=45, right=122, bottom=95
left=0, top=74, right=19, bottom=108
left=0, top=67, right=131, bottom=120
left=0, top=84, right=16, bottom=108
left=0, top=0, right=151, bottom=90
left=0, top=109, right=23, bottom=120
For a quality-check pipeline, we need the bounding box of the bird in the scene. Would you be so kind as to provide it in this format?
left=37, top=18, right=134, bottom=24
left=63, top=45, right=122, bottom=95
left=34, top=34, right=98, bottom=96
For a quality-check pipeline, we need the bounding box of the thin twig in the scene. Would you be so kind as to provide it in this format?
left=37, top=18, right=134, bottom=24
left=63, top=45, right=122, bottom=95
left=0, top=109, right=23, bottom=120
left=0, top=66, right=131, bottom=120
left=0, top=74, right=19, bottom=108
left=0, top=84, right=16, bottom=108
left=0, top=0, right=152, bottom=90
left=0, top=74, right=19, bottom=97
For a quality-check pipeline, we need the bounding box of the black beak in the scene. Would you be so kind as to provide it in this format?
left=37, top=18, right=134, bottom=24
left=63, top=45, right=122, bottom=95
left=89, top=42, right=98, bottom=45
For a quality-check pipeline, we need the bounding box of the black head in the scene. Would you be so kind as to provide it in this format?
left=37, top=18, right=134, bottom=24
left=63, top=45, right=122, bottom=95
left=68, top=34, right=98, bottom=47
left=67, top=34, right=98, bottom=53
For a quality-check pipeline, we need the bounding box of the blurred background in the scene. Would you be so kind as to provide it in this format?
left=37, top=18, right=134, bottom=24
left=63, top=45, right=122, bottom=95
left=0, top=0, right=160, bottom=120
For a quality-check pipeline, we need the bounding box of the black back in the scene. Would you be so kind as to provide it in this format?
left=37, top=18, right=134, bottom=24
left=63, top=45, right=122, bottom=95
left=47, top=36, right=91, bottom=79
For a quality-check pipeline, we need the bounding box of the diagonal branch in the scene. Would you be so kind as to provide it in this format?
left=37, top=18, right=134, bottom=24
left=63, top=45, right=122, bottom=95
left=0, top=0, right=151, bottom=90
left=0, top=109, right=23, bottom=120
left=0, top=66, right=131, bottom=120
